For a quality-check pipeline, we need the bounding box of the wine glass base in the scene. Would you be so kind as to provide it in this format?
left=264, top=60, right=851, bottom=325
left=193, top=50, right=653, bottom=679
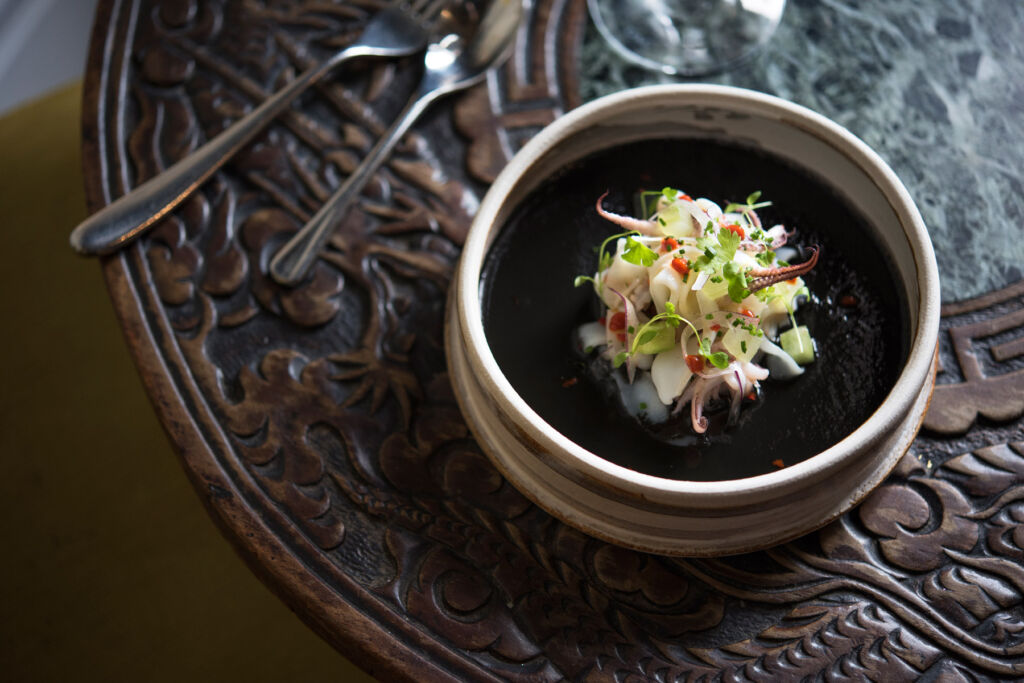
left=587, top=0, right=786, bottom=77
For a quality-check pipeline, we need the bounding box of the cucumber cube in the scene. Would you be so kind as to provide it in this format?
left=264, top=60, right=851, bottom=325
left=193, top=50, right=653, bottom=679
left=722, top=327, right=762, bottom=363
left=780, top=325, right=815, bottom=365
left=635, top=321, right=677, bottom=355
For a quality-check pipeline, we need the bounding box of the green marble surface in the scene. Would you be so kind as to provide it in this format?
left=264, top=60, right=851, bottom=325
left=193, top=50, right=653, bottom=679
left=580, top=0, right=1024, bottom=303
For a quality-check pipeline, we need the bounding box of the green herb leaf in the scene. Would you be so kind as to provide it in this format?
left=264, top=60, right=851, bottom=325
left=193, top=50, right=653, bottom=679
left=717, top=226, right=740, bottom=255
left=621, top=237, right=658, bottom=266
left=755, top=249, right=775, bottom=267
left=707, top=351, right=730, bottom=369
left=723, top=261, right=750, bottom=303
left=694, top=226, right=740, bottom=274
left=613, top=352, right=629, bottom=368
left=696, top=336, right=730, bottom=369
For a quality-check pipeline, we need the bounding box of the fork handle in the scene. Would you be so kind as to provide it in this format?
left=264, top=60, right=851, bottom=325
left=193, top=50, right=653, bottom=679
left=269, top=90, right=438, bottom=286
left=69, top=49, right=364, bottom=256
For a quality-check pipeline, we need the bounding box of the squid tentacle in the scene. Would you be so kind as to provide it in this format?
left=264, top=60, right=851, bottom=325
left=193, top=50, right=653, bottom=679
left=595, top=191, right=661, bottom=235
left=691, top=378, right=709, bottom=434
left=747, top=245, right=820, bottom=293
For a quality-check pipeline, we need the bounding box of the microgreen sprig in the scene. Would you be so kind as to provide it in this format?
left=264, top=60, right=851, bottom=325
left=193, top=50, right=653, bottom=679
left=594, top=230, right=640, bottom=270
left=612, top=302, right=730, bottom=370
left=724, top=190, right=772, bottom=214
left=630, top=303, right=684, bottom=353
left=783, top=285, right=811, bottom=330
left=639, top=191, right=663, bottom=219
left=575, top=230, right=660, bottom=290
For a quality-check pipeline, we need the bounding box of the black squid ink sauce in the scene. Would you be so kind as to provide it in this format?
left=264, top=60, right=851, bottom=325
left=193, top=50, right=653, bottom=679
left=480, top=139, right=909, bottom=481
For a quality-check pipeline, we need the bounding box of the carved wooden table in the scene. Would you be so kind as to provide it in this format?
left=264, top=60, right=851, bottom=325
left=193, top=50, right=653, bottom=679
left=84, top=1, right=1024, bottom=679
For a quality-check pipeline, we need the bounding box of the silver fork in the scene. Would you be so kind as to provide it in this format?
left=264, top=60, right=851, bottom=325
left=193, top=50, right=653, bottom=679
left=69, top=0, right=450, bottom=256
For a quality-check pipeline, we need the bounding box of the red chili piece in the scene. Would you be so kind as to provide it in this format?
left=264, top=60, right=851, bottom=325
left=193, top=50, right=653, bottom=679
left=661, top=237, right=679, bottom=252
left=678, top=193, right=693, bottom=201
left=740, top=308, right=755, bottom=318
left=839, top=294, right=858, bottom=307
left=685, top=355, right=704, bottom=373
left=723, top=223, right=745, bottom=239
left=671, top=258, right=690, bottom=276
left=608, top=311, right=627, bottom=332
left=710, top=324, right=721, bottom=332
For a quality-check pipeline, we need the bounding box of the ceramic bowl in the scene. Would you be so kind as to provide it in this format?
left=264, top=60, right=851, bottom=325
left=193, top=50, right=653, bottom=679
left=445, top=84, right=939, bottom=556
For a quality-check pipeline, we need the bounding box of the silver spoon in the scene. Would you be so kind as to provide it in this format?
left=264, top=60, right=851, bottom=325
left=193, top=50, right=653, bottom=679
left=269, top=0, right=523, bottom=286
left=69, top=0, right=450, bottom=256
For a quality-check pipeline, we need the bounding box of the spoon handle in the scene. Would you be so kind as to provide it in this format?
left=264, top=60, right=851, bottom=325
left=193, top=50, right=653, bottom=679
left=69, top=53, right=355, bottom=256
left=269, top=91, right=437, bottom=286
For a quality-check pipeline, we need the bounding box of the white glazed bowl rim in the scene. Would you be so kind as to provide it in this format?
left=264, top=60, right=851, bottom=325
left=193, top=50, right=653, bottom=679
left=456, top=84, right=940, bottom=504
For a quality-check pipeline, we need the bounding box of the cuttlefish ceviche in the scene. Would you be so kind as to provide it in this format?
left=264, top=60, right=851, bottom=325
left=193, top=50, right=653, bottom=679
left=574, top=188, right=820, bottom=434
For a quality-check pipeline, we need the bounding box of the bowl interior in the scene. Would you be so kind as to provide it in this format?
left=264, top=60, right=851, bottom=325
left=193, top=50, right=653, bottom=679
left=461, top=87, right=934, bottom=487
left=481, top=137, right=909, bottom=480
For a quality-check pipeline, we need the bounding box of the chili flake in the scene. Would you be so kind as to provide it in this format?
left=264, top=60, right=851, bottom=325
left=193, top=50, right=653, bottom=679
left=671, top=257, right=690, bottom=276
left=723, top=223, right=745, bottom=239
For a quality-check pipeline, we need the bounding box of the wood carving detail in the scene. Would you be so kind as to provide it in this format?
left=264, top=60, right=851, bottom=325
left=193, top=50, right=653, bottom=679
left=91, top=0, right=1024, bottom=679
left=926, top=281, right=1024, bottom=434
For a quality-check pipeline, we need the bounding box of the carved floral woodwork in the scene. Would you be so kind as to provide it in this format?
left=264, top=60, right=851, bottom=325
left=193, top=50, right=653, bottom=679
left=85, top=0, right=1024, bottom=679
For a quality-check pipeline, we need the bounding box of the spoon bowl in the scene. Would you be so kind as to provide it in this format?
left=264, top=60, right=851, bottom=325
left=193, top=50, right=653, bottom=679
left=269, top=0, right=524, bottom=286
left=68, top=0, right=449, bottom=256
